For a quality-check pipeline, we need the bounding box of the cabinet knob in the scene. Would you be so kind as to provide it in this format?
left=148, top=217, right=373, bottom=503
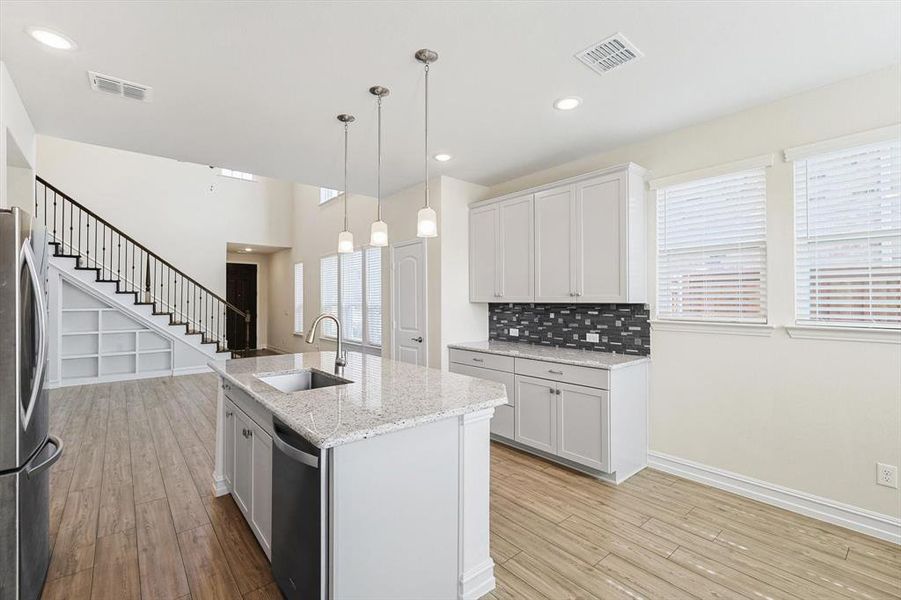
left=226, top=411, right=233, bottom=418
left=549, top=387, right=555, bottom=394
left=556, top=389, right=561, bottom=395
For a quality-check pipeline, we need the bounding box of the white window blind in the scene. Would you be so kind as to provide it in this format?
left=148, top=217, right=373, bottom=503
left=293, top=262, right=304, bottom=334
left=657, top=168, right=768, bottom=323
left=320, top=255, right=338, bottom=337
left=794, top=138, right=901, bottom=328
left=366, top=247, right=382, bottom=346
left=320, top=187, right=340, bottom=204
left=340, top=250, right=364, bottom=343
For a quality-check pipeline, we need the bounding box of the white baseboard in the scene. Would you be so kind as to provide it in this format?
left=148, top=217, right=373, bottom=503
left=648, top=451, right=901, bottom=545
left=173, top=365, right=213, bottom=376
left=212, top=476, right=229, bottom=497
left=459, top=558, right=495, bottom=600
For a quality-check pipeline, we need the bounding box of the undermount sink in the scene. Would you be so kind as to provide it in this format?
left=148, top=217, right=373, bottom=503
left=258, top=369, right=351, bottom=393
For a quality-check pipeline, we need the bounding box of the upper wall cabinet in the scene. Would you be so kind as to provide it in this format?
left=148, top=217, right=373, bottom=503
left=470, top=164, right=647, bottom=304
left=470, top=194, right=534, bottom=302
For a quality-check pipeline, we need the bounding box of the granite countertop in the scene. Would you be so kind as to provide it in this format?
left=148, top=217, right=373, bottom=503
left=209, top=352, right=507, bottom=449
left=447, top=340, right=650, bottom=370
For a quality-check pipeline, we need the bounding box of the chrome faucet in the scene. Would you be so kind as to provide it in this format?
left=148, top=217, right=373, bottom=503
left=306, top=313, right=347, bottom=374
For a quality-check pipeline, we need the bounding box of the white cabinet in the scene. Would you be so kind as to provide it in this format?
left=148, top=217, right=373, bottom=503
left=556, top=381, right=608, bottom=472
left=534, top=187, right=576, bottom=301
left=469, top=163, right=647, bottom=304
left=514, top=375, right=557, bottom=454
left=250, top=420, right=272, bottom=556
left=232, top=408, right=254, bottom=516
left=469, top=195, right=534, bottom=302
left=221, top=383, right=274, bottom=559
left=448, top=353, right=515, bottom=440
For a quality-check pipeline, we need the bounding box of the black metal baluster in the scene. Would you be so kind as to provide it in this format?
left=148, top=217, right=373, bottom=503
left=52, top=192, right=57, bottom=244
left=68, top=202, right=73, bottom=255
left=78, top=210, right=82, bottom=263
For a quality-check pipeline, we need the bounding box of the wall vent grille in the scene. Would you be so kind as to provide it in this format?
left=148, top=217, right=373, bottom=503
left=574, top=33, right=642, bottom=75
left=88, top=71, right=153, bottom=102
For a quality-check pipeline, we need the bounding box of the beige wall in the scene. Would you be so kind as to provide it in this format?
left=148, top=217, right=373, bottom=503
left=486, top=65, right=901, bottom=517
left=1, top=61, right=35, bottom=211
left=35, top=135, right=294, bottom=297
left=226, top=252, right=271, bottom=348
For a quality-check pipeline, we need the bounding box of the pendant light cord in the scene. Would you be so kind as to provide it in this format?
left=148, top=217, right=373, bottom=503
left=424, top=62, right=430, bottom=209
left=343, top=121, right=349, bottom=231
left=377, top=95, right=382, bottom=221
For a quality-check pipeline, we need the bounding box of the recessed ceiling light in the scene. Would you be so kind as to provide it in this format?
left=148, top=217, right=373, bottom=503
left=433, top=153, right=452, bottom=162
left=553, top=97, right=582, bottom=111
left=244, top=247, right=253, bottom=252
left=27, top=27, right=76, bottom=50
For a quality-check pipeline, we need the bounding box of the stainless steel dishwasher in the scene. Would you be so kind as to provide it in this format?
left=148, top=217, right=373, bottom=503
left=271, top=418, right=329, bottom=600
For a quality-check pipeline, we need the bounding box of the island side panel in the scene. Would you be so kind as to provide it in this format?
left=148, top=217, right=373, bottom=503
left=459, top=408, right=496, bottom=599
left=213, top=375, right=229, bottom=496
left=330, top=417, right=460, bottom=600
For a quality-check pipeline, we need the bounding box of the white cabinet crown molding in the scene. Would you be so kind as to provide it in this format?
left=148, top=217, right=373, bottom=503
left=785, top=325, right=901, bottom=344
left=648, top=154, right=774, bottom=190
left=650, top=320, right=776, bottom=337
left=783, top=124, right=901, bottom=162
left=471, top=162, right=648, bottom=207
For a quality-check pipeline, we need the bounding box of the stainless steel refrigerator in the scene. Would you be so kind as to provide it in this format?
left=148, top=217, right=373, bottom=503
left=0, top=207, right=62, bottom=600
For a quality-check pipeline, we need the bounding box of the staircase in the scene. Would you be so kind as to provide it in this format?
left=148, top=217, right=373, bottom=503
left=35, top=175, right=252, bottom=359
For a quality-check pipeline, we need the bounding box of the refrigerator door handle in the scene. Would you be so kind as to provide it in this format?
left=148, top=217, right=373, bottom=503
left=24, top=435, right=62, bottom=479
left=20, top=239, right=47, bottom=431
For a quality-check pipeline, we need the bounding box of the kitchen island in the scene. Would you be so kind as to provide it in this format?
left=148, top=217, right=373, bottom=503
left=209, top=352, right=507, bottom=600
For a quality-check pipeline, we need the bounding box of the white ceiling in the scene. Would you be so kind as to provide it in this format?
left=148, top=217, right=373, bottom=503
left=2, top=1, right=899, bottom=195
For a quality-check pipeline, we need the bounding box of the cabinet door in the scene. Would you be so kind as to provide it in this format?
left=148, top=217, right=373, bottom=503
left=223, top=399, right=236, bottom=489
left=534, top=186, right=576, bottom=301
left=469, top=204, right=499, bottom=302
left=556, top=381, right=609, bottom=471
left=498, top=195, right=534, bottom=301
left=575, top=173, right=627, bottom=302
left=514, top=375, right=557, bottom=454
left=250, top=421, right=273, bottom=557
left=232, top=409, right=253, bottom=516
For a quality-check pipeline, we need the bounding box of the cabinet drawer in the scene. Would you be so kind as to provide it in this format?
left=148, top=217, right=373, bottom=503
left=448, top=362, right=514, bottom=405
left=514, top=357, right=609, bottom=390
left=491, top=404, right=514, bottom=439
left=224, top=381, right=274, bottom=436
left=449, top=349, right=514, bottom=373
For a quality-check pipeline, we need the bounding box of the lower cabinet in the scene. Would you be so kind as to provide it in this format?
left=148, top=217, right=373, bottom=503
left=556, top=381, right=608, bottom=472
left=514, top=376, right=557, bottom=454
left=222, top=387, right=273, bottom=559
left=448, top=360, right=515, bottom=440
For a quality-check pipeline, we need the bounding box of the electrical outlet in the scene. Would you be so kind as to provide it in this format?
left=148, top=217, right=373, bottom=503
left=877, top=463, right=898, bottom=488
left=508, top=328, right=519, bottom=337
left=586, top=333, right=600, bottom=343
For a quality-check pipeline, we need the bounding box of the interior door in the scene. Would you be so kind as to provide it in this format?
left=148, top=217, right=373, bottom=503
left=576, top=173, right=626, bottom=302
left=392, top=240, right=427, bottom=366
left=498, top=195, right=534, bottom=301
left=514, top=375, right=556, bottom=454
left=469, top=205, right=498, bottom=302
left=534, top=186, right=576, bottom=301
left=226, top=262, right=257, bottom=351
left=556, top=381, right=608, bottom=471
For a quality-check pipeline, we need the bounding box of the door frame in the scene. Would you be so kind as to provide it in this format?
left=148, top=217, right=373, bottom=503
left=226, top=261, right=259, bottom=350
left=390, top=238, right=428, bottom=366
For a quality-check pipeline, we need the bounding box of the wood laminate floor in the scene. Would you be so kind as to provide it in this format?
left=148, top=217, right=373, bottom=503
left=43, top=375, right=900, bottom=600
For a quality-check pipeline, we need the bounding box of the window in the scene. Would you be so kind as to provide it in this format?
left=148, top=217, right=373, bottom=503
left=319, top=248, right=382, bottom=347
left=219, top=168, right=254, bottom=181
left=293, top=263, right=304, bottom=334
left=320, top=255, right=339, bottom=337
left=793, top=138, right=901, bottom=329
left=320, top=187, right=340, bottom=204
left=656, top=168, right=768, bottom=323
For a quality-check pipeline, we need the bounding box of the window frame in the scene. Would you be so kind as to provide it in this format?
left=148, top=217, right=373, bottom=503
left=293, top=262, right=304, bottom=335
left=654, top=166, right=769, bottom=325
left=318, top=246, right=382, bottom=350
left=790, top=136, right=901, bottom=332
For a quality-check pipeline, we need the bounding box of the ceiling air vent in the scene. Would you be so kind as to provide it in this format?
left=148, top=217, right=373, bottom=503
left=574, top=33, right=642, bottom=76
left=88, top=71, right=153, bottom=102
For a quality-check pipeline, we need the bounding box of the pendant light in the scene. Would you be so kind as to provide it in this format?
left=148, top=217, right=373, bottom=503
left=369, top=85, right=390, bottom=247
left=337, top=113, right=355, bottom=253
left=415, top=48, right=439, bottom=238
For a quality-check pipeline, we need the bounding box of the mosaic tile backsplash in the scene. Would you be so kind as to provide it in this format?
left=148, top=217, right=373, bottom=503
left=488, top=303, right=650, bottom=356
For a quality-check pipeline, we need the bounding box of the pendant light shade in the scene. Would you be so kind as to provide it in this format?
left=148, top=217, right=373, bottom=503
left=336, top=113, right=355, bottom=254
left=369, top=85, right=390, bottom=247
left=415, top=48, right=439, bottom=239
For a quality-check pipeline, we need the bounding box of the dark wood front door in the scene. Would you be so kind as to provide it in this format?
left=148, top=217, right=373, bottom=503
left=226, top=262, right=257, bottom=351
